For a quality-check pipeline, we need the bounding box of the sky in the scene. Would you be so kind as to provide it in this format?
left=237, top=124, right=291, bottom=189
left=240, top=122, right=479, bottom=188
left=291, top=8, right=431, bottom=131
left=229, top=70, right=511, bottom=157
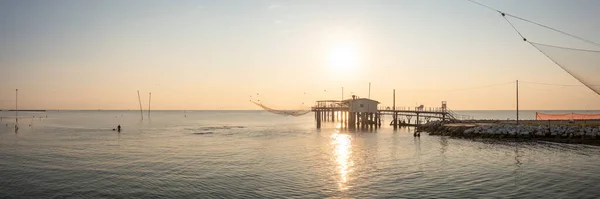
left=1, top=0, right=599, bottom=110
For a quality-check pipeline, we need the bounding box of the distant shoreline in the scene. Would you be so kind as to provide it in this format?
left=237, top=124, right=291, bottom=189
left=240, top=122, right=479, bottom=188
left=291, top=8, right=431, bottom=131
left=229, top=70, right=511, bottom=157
left=4, top=110, right=46, bottom=112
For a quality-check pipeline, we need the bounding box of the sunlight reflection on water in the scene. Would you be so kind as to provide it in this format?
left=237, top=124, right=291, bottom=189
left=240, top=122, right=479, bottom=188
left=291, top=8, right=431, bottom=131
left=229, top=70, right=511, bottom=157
left=331, top=131, right=353, bottom=191
left=2, top=111, right=600, bottom=198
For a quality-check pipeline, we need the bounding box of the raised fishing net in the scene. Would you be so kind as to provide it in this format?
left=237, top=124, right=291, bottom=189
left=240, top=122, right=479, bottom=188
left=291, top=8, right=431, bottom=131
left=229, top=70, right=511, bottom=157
left=529, top=42, right=600, bottom=95
left=468, top=0, right=600, bottom=95
left=251, top=101, right=311, bottom=117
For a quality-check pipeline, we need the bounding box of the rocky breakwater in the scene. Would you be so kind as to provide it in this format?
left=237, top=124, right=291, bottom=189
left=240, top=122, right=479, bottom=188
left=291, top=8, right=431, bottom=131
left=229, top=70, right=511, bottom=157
left=421, top=121, right=600, bottom=145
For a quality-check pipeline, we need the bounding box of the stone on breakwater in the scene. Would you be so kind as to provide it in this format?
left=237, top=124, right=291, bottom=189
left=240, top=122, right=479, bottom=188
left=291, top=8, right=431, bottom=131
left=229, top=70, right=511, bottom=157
left=420, top=121, right=600, bottom=145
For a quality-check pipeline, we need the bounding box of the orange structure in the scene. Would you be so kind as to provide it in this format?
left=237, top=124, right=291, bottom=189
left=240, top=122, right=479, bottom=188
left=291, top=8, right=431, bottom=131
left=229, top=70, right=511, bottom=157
left=536, top=112, right=600, bottom=120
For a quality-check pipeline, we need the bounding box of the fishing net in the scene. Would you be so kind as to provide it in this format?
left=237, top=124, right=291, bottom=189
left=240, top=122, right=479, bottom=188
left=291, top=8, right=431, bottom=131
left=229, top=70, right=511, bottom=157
left=251, top=101, right=312, bottom=117
left=468, top=0, right=600, bottom=95
left=536, top=112, right=600, bottom=120
left=530, top=42, right=600, bottom=95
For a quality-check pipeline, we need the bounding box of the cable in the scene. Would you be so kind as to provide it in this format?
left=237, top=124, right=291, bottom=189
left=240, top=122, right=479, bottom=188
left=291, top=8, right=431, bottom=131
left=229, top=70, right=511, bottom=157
left=519, top=80, right=586, bottom=87
left=529, top=41, right=600, bottom=52
left=466, top=0, right=501, bottom=13
left=502, top=15, right=527, bottom=41
left=397, top=81, right=514, bottom=92
left=467, top=0, right=600, bottom=96
left=466, top=0, right=600, bottom=48
left=442, top=81, right=515, bottom=91
left=504, top=13, right=600, bottom=47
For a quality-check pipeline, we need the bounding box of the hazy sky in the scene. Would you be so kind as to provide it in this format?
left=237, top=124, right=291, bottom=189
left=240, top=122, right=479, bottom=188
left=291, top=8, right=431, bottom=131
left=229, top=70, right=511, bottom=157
left=1, top=0, right=599, bottom=110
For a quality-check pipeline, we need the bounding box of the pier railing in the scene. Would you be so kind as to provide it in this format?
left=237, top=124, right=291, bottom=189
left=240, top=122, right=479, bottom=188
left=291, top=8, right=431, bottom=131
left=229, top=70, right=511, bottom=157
left=445, top=109, right=473, bottom=121
left=376, top=106, right=474, bottom=121
left=378, top=106, right=447, bottom=113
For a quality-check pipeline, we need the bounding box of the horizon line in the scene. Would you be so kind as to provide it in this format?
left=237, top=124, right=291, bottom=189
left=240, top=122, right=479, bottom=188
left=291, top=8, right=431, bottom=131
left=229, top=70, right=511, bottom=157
left=2, top=109, right=600, bottom=111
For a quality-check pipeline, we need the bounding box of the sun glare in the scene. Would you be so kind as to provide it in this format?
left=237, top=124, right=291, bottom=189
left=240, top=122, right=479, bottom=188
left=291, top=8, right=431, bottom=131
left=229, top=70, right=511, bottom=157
left=329, top=42, right=358, bottom=71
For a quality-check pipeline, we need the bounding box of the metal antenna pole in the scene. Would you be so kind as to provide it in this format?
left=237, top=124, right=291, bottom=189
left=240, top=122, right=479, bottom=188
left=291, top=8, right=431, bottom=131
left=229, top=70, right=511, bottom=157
left=368, top=82, right=371, bottom=99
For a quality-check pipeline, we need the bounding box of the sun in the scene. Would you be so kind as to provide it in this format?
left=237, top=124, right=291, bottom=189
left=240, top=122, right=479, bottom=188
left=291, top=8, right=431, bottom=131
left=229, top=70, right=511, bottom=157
left=329, top=42, right=358, bottom=71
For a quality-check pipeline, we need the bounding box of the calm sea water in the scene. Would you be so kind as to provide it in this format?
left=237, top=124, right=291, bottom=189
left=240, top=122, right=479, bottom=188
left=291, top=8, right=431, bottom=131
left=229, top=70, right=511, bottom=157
left=1, top=110, right=600, bottom=198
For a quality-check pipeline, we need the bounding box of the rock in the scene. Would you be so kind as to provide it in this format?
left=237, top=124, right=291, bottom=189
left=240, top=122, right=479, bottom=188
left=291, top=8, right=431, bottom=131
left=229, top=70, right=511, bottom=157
left=465, top=128, right=475, bottom=134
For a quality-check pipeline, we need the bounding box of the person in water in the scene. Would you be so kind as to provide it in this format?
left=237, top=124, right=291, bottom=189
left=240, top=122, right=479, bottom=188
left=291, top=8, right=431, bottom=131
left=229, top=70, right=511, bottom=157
left=117, top=125, right=121, bottom=132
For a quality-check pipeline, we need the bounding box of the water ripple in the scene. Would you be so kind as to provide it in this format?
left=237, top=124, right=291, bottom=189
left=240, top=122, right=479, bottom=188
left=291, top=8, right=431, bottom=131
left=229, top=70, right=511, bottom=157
left=2, top=112, right=600, bottom=198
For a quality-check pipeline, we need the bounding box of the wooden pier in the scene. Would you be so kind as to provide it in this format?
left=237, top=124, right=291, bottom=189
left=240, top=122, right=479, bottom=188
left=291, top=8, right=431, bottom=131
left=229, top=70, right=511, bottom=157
left=312, top=94, right=461, bottom=130
left=312, top=99, right=382, bottom=130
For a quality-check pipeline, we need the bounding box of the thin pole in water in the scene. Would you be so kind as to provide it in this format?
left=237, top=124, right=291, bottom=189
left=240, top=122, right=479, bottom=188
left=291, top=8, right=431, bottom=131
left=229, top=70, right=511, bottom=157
left=15, top=89, right=18, bottom=127
left=138, top=90, right=143, bottom=120
left=393, top=89, right=396, bottom=130
left=516, top=80, right=519, bottom=125
left=148, top=92, right=151, bottom=118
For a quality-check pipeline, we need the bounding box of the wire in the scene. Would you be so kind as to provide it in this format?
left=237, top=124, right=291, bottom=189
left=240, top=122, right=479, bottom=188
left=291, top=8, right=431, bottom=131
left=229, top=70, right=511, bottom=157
left=397, top=81, right=514, bottom=92
left=529, top=41, right=600, bottom=52
left=504, top=13, right=600, bottom=47
left=519, top=80, right=586, bottom=87
left=520, top=84, right=568, bottom=92
left=466, top=0, right=600, bottom=96
left=442, top=81, right=515, bottom=91
left=502, top=16, right=527, bottom=41
left=466, top=0, right=600, bottom=48
left=466, top=0, right=501, bottom=13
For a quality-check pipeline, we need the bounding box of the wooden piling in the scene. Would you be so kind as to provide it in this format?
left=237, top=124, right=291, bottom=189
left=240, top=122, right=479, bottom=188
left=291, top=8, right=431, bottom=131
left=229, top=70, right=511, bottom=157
left=393, top=89, right=397, bottom=130
left=332, top=110, right=335, bottom=122
left=316, top=110, right=321, bottom=128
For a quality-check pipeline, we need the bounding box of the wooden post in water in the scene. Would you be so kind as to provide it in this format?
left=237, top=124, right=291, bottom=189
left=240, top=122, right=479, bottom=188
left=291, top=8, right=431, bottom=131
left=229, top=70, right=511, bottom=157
left=372, top=113, right=375, bottom=129
left=347, top=111, right=352, bottom=129
left=137, top=90, right=143, bottom=120
left=362, top=112, right=366, bottom=129
left=393, top=89, right=397, bottom=130
left=516, top=80, right=519, bottom=125
left=148, top=92, right=151, bottom=118
left=345, top=111, right=348, bottom=127
left=355, top=112, right=359, bottom=129
left=353, top=112, right=356, bottom=129
left=15, top=89, right=18, bottom=129
left=316, top=110, right=321, bottom=129
left=359, top=112, right=363, bottom=129
left=367, top=113, right=371, bottom=129
left=357, top=112, right=361, bottom=129
left=332, top=109, right=335, bottom=122
left=352, top=111, right=356, bottom=129
left=351, top=112, right=355, bottom=129
left=377, top=113, right=381, bottom=128
left=369, top=113, right=375, bottom=129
